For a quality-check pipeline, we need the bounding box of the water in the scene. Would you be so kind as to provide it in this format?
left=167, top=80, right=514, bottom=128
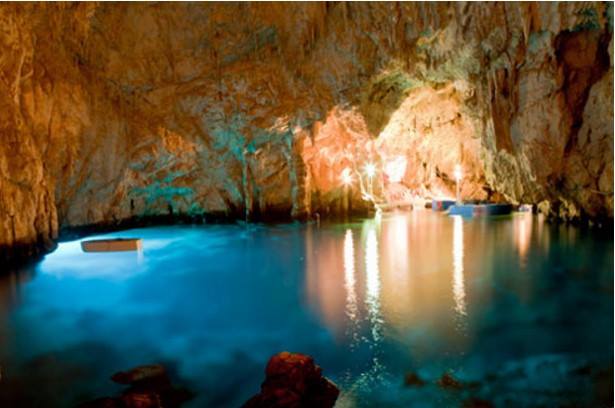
left=0, top=211, right=612, bottom=407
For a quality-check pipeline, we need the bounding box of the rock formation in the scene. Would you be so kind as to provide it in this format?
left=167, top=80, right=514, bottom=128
left=242, top=352, right=339, bottom=408
left=78, top=364, right=193, bottom=408
left=0, top=2, right=612, bottom=262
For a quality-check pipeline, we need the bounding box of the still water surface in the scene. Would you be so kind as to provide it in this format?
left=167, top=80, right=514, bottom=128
left=0, top=210, right=612, bottom=407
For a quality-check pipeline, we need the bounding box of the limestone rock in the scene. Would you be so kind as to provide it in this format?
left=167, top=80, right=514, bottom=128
left=243, top=352, right=339, bottom=408
left=404, top=371, right=426, bottom=387
left=437, top=372, right=463, bottom=389
left=111, top=364, right=168, bottom=386
left=79, top=364, right=192, bottom=408
left=0, top=3, right=612, bottom=262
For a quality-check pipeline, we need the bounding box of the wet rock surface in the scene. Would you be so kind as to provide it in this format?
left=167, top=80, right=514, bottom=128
left=437, top=372, right=464, bottom=390
left=462, top=397, right=495, bottom=408
left=79, top=364, right=192, bottom=408
left=403, top=371, right=426, bottom=387
left=243, top=352, right=339, bottom=408
left=0, top=3, right=612, bottom=262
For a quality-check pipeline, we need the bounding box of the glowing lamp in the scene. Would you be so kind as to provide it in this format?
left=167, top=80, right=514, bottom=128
left=454, top=164, right=463, bottom=182
left=341, top=167, right=353, bottom=185
left=364, top=163, right=376, bottom=178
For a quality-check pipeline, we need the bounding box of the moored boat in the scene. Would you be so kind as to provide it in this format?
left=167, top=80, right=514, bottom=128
left=518, top=204, right=533, bottom=213
left=81, top=238, right=143, bottom=253
left=432, top=199, right=456, bottom=211
left=449, top=203, right=513, bottom=218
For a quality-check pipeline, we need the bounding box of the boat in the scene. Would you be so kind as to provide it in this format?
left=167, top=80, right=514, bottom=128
left=81, top=238, right=143, bottom=253
left=517, top=204, right=533, bottom=213
left=432, top=199, right=456, bottom=211
left=448, top=203, right=513, bottom=217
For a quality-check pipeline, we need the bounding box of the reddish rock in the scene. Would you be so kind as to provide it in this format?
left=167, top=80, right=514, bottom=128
left=79, top=364, right=192, bottom=408
left=77, top=397, right=121, bottom=408
left=118, top=391, right=161, bottom=408
left=111, top=364, right=168, bottom=386
left=437, top=372, right=463, bottom=389
left=404, top=371, right=426, bottom=387
left=243, top=352, right=339, bottom=408
left=462, top=397, right=495, bottom=408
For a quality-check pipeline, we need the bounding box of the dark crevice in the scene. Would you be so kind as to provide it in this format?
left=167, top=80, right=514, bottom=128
left=555, top=28, right=611, bottom=156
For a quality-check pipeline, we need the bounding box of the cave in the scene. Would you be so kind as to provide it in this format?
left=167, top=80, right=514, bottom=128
left=0, top=2, right=613, bottom=408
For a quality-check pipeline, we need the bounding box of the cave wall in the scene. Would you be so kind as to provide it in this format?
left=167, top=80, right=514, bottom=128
left=0, top=2, right=613, bottom=262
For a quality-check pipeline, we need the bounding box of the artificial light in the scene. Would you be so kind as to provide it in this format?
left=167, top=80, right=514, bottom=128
left=364, top=163, right=376, bottom=178
left=341, top=167, right=353, bottom=185
left=454, top=164, right=463, bottom=182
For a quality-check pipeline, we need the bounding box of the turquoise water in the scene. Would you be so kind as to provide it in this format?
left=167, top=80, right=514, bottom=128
left=0, top=211, right=612, bottom=407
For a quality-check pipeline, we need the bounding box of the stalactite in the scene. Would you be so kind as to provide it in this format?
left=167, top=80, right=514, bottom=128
left=0, top=2, right=612, bottom=263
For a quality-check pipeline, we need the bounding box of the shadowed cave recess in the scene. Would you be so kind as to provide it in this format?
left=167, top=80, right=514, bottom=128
left=0, top=2, right=613, bottom=264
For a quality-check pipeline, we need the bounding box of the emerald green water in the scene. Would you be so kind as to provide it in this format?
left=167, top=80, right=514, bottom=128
left=0, top=211, right=612, bottom=407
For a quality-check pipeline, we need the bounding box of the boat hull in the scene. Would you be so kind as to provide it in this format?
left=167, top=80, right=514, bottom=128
left=432, top=199, right=456, bottom=211
left=449, top=204, right=513, bottom=218
left=81, top=239, right=143, bottom=253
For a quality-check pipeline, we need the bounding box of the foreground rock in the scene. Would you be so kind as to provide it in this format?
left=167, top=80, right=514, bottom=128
left=243, top=352, right=339, bottom=408
left=79, top=364, right=192, bottom=408
left=437, top=372, right=464, bottom=389
left=110, top=364, right=168, bottom=386
left=403, top=371, right=426, bottom=387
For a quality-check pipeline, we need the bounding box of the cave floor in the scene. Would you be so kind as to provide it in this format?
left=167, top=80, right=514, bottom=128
left=0, top=210, right=612, bottom=407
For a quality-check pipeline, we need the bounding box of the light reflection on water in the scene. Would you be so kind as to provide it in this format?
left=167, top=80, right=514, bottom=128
left=452, top=215, right=467, bottom=318
left=0, top=211, right=612, bottom=407
left=513, top=212, right=533, bottom=270
left=343, top=229, right=359, bottom=344
left=303, top=210, right=613, bottom=407
left=364, top=224, right=382, bottom=343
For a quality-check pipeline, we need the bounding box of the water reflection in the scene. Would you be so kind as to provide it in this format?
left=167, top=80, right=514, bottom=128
left=41, top=239, right=145, bottom=280
left=513, top=212, right=533, bottom=269
left=304, top=211, right=573, bottom=361
left=452, top=215, right=467, bottom=317
left=364, top=225, right=382, bottom=342
left=137, top=247, right=144, bottom=265
left=352, top=220, right=386, bottom=391
left=305, top=224, right=347, bottom=337
left=384, top=213, right=409, bottom=282
left=343, top=229, right=359, bottom=344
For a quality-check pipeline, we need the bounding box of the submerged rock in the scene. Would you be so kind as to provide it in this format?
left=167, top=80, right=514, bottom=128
left=437, top=372, right=464, bottom=389
left=403, top=371, right=426, bottom=387
left=243, top=351, right=339, bottom=408
left=462, top=397, right=495, bottom=408
left=78, top=397, right=121, bottom=408
left=79, top=364, right=192, bottom=408
left=111, top=364, right=168, bottom=386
